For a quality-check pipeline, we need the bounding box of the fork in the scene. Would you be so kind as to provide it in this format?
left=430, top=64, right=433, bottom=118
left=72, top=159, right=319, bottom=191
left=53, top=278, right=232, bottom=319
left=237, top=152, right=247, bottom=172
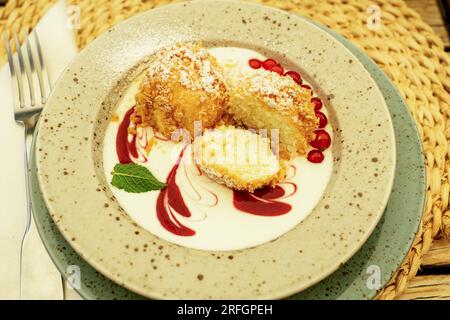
left=3, top=30, right=51, bottom=297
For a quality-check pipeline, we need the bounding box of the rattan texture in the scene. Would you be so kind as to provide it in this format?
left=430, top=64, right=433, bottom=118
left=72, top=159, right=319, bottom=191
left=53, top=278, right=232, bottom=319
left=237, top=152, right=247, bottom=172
left=0, top=0, right=449, bottom=300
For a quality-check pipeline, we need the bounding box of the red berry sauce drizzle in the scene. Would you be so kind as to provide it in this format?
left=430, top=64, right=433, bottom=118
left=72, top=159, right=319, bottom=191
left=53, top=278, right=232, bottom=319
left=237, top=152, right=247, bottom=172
left=233, top=186, right=291, bottom=216
left=116, top=108, right=139, bottom=164
left=117, top=108, right=195, bottom=236
left=116, top=107, right=168, bottom=164
left=233, top=166, right=297, bottom=216
left=156, top=147, right=195, bottom=236
left=248, top=58, right=332, bottom=163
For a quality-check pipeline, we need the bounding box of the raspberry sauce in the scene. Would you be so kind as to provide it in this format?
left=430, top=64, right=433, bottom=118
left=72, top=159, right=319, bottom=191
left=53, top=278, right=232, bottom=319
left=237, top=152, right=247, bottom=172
left=156, top=148, right=195, bottom=236
left=233, top=185, right=293, bottom=216
left=116, top=107, right=138, bottom=164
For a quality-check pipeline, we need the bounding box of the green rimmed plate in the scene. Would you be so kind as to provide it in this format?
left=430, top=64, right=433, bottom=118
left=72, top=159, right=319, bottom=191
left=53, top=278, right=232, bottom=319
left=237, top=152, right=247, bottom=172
left=31, top=1, right=422, bottom=299
left=30, top=14, right=424, bottom=300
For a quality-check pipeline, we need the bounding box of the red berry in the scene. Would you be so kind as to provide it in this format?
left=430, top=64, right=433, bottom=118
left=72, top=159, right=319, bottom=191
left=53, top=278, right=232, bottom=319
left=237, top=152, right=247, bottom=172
left=311, top=97, right=323, bottom=110
left=270, top=65, right=284, bottom=75
left=310, top=129, right=331, bottom=150
left=307, top=149, right=324, bottom=163
left=301, top=84, right=312, bottom=91
left=249, top=59, right=262, bottom=69
left=262, top=58, right=278, bottom=70
left=285, top=71, right=302, bottom=84
left=315, top=111, right=328, bottom=128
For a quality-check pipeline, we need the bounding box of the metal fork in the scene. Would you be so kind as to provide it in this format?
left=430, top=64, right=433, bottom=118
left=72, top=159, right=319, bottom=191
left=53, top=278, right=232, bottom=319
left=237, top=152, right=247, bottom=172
left=3, top=30, right=51, bottom=297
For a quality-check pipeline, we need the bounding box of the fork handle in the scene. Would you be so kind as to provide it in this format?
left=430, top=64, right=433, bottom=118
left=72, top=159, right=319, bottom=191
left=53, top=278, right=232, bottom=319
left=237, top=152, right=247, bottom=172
left=18, top=123, right=34, bottom=298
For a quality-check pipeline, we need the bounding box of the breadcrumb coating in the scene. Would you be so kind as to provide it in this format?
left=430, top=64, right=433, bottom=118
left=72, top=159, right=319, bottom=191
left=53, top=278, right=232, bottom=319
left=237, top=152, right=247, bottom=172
left=135, top=42, right=229, bottom=139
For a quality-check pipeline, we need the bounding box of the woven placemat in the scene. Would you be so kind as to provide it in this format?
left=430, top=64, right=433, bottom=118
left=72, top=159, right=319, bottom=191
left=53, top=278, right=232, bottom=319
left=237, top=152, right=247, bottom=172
left=1, top=0, right=449, bottom=299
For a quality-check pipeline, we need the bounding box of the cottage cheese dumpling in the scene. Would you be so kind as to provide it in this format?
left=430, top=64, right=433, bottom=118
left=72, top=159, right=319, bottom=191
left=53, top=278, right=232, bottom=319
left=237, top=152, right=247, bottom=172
left=193, top=126, right=285, bottom=192
left=135, top=42, right=228, bottom=139
left=229, top=69, right=318, bottom=158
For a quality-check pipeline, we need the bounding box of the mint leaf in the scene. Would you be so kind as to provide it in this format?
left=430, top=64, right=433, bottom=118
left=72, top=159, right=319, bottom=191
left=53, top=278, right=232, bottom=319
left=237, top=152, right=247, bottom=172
left=111, top=163, right=166, bottom=193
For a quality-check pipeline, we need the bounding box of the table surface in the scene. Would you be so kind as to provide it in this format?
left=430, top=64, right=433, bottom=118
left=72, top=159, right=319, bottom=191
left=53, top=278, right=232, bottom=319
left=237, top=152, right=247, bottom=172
left=406, top=0, right=450, bottom=49
left=396, top=0, right=450, bottom=300
left=1, top=0, right=449, bottom=300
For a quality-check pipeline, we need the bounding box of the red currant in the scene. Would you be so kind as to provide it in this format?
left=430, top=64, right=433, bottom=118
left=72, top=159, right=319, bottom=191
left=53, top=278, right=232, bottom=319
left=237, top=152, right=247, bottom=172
left=307, top=149, right=324, bottom=163
left=310, top=129, right=331, bottom=150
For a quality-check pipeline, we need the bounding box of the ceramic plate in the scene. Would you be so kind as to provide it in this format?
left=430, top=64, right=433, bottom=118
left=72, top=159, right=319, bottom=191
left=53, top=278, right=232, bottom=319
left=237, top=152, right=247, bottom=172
left=30, top=14, right=424, bottom=300
left=35, top=1, right=396, bottom=299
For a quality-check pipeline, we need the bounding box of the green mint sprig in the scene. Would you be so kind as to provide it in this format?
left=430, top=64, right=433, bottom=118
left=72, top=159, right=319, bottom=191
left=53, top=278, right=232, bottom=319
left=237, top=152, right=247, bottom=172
left=111, top=163, right=166, bottom=193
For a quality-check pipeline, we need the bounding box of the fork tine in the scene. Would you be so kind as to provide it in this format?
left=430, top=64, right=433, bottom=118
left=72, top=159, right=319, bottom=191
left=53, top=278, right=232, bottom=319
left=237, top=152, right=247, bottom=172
left=13, top=33, right=27, bottom=109
left=32, top=30, right=50, bottom=104
left=3, top=31, right=24, bottom=109
left=22, top=30, right=36, bottom=106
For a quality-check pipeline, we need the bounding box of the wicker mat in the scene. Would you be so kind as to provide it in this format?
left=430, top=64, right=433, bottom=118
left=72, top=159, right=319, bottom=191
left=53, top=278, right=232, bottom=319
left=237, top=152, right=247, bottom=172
left=1, top=0, right=449, bottom=300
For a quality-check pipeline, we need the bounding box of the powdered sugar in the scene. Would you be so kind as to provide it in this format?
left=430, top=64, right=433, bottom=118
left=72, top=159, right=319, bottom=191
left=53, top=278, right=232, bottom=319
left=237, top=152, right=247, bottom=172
left=248, top=69, right=303, bottom=112
left=145, top=42, right=223, bottom=95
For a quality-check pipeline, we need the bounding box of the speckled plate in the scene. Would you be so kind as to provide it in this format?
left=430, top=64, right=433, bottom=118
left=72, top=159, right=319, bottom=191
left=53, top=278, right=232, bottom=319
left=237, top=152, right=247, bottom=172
left=31, top=11, right=424, bottom=300
left=35, top=1, right=396, bottom=299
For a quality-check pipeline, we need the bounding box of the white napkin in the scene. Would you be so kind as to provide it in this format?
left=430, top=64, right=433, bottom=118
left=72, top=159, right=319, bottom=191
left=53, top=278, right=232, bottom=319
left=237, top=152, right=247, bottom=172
left=0, top=0, right=78, bottom=299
